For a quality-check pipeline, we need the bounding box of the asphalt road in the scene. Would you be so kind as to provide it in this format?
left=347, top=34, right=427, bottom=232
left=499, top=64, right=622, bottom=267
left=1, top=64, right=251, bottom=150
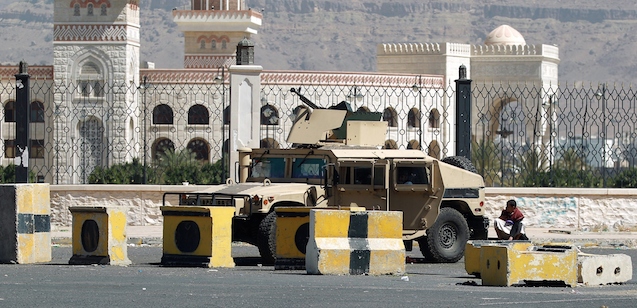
left=1, top=246, right=636, bottom=308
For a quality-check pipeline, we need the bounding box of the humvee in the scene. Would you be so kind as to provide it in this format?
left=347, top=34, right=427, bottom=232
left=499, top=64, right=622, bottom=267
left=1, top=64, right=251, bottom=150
left=166, top=88, right=488, bottom=263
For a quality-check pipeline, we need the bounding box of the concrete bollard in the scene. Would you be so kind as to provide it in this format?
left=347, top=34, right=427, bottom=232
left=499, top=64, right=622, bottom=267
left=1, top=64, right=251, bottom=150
left=69, top=206, right=131, bottom=266
left=480, top=243, right=578, bottom=287
left=161, top=206, right=234, bottom=268
left=464, top=240, right=532, bottom=277
left=275, top=206, right=366, bottom=270
left=306, top=209, right=405, bottom=275
left=578, top=253, right=632, bottom=285
left=0, top=184, right=51, bottom=264
left=274, top=207, right=311, bottom=270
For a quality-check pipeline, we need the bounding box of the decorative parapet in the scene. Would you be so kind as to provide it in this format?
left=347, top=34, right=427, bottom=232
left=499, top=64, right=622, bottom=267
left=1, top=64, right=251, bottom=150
left=377, top=42, right=471, bottom=57
left=172, top=9, right=262, bottom=32
left=472, top=44, right=560, bottom=61
left=139, top=69, right=220, bottom=84
left=139, top=69, right=444, bottom=88
left=0, top=65, right=54, bottom=80
left=261, top=70, right=444, bottom=89
left=172, top=9, right=263, bottom=20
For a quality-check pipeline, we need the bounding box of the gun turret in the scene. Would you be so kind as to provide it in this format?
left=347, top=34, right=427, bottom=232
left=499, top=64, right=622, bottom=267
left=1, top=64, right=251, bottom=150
left=286, top=87, right=386, bottom=147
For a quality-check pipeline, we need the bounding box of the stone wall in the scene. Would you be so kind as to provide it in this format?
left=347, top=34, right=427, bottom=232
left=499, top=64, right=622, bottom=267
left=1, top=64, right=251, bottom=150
left=50, top=185, right=637, bottom=231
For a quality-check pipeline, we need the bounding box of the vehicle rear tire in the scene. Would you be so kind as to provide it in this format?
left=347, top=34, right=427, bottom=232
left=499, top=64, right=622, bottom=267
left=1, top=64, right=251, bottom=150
left=422, top=207, right=470, bottom=263
left=441, top=156, right=478, bottom=173
left=256, top=211, right=277, bottom=265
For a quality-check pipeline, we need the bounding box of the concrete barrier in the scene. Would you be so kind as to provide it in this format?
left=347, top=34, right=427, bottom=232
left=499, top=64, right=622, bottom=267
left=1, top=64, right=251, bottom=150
left=464, top=240, right=532, bottom=277
left=274, top=207, right=311, bottom=270
left=578, top=253, right=633, bottom=285
left=69, top=206, right=131, bottom=266
left=275, top=206, right=366, bottom=270
left=306, top=209, right=405, bottom=275
left=480, top=243, right=578, bottom=287
left=0, top=184, right=51, bottom=264
left=161, top=206, right=234, bottom=268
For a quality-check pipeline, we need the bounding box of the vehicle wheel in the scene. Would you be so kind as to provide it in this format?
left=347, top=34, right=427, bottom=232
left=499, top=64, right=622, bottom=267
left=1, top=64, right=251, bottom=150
left=256, top=211, right=276, bottom=265
left=423, top=208, right=470, bottom=263
left=441, top=156, right=478, bottom=173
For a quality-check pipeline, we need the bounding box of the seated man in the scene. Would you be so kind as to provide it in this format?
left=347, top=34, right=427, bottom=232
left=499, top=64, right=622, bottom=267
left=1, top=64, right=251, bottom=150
left=494, top=199, right=528, bottom=240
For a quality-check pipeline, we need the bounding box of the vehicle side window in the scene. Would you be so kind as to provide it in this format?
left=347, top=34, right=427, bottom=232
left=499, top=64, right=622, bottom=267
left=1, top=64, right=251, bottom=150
left=341, top=166, right=385, bottom=186
left=292, top=158, right=325, bottom=179
left=251, top=158, right=285, bottom=178
left=396, top=166, right=429, bottom=185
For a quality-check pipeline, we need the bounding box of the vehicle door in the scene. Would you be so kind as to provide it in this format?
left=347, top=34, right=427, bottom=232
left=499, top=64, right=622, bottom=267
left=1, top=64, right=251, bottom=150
left=390, top=160, right=443, bottom=231
left=332, top=159, right=389, bottom=210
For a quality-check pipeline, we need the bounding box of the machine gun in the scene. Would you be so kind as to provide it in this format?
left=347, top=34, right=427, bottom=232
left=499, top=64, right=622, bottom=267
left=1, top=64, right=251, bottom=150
left=287, top=87, right=384, bottom=146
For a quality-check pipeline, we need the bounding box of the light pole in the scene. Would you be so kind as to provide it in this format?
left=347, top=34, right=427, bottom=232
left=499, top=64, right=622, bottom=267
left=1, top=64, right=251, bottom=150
left=412, top=75, right=423, bottom=150
left=214, top=67, right=226, bottom=180
left=595, top=84, right=607, bottom=187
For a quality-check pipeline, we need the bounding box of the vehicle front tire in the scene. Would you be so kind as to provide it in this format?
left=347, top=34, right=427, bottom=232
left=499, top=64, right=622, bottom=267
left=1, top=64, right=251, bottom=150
left=256, top=211, right=277, bottom=265
left=422, top=207, right=470, bottom=263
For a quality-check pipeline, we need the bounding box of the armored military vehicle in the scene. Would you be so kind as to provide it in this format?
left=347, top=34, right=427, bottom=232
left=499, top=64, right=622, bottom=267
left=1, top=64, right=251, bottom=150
left=166, top=88, right=488, bottom=263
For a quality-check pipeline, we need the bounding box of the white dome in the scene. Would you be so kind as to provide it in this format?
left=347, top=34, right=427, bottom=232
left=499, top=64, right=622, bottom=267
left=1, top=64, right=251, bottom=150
left=484, top=25, right=526, bottom=46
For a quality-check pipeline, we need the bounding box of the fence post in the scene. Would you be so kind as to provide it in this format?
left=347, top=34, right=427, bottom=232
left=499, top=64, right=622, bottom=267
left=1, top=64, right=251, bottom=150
left=455, top=65, right=472, bottom=160
left=14, top=61, right=30, bottom=183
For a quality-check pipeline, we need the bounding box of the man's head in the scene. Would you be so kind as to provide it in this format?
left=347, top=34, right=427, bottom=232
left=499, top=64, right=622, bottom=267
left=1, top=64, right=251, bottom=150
left=506, top=199, right=517, bottom=212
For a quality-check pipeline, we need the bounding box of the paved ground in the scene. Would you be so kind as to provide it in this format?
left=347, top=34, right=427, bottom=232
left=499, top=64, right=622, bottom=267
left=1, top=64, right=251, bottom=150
left=50, top=225, right=637, bottom=248
left=1, top=245, right=636, bottom=308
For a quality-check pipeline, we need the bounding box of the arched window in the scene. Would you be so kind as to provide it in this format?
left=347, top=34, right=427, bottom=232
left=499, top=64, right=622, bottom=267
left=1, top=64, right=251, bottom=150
left=4, top=139, right=15, bottom=158
left=407, top=140, right=420, bottom=150
left=77, top=62, right=104, bottom=98
left=153, top=104, right=173, bottom=124
left=221, top=40, right=227, bottom=49
left=87, top=3, right=94, bottom=16
left=188, top=104, right=209, bottom=125
left=30, top=139, right=44, bottom=158
left=383, top=107, right=398, bottom=127
left=429, top=109, right=440, bottom=129
left=211, top=40, right=217, bottom=49
left=261, top=105, right=279, bottom=125
left=187, top=139, right=210, bottom=161
left=74, top=4, right=80, bottom=16
left=428, top=140, right=441, bottom=159
left=153, top=138, right=175, bottom=160
left=260, top=138, right=280, bottom=149
left=30, top=101, right=45, bottom=123
left=200, top=40, right=206, bottom=49
left=383, top=139, right=398, bottom=149
left=407, top=108, right=421, bottom=128
left=4, top=101, right=15, bottom=122
left=101, top=4, right=107, bottom=15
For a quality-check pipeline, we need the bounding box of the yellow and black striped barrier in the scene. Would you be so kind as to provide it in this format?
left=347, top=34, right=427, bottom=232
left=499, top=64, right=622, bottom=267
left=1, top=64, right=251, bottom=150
left=161, top=206, right=234, bottom=268
left=480, top=243, right=578, bottom=287
left=0, top=184, right=51, bottom=264
left=305, top=209, right=405, bottom=275
left=275, top=206, right=365, bottom=270
left=69, top=206, right=131, bottom=266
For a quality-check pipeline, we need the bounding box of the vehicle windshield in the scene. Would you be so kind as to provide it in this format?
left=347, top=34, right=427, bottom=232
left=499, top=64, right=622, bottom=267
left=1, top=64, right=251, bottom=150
left=292, top=158, right=325, bottom=179
left=250, top=157, right=285, bottom=178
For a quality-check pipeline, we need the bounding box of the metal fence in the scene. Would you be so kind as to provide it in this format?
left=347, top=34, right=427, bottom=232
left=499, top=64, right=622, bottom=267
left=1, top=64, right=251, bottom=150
left=1, top=76, right=636, bottom=187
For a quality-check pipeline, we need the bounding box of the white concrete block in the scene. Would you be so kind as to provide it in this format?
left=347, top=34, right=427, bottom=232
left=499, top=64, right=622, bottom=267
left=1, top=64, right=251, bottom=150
left=578, top=253, right=632, bottom=286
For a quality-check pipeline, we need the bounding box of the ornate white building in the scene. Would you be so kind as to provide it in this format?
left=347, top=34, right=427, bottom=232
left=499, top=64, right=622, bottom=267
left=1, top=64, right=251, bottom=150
left=0, top=1, right=559, bottom=184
